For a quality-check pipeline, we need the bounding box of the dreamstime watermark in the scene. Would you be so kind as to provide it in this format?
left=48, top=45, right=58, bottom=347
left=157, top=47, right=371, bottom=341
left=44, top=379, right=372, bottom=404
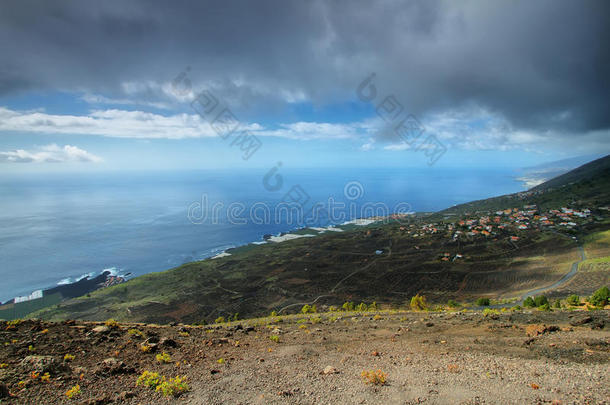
left=187, top=181, right=414, bottom=227
left=170, top=67, right=416, bottom=227
left=356, top=73, right=447, bottom=165
left=171, top=67, right=262, bottom=160
left=170, top=67, right=319, bottom=225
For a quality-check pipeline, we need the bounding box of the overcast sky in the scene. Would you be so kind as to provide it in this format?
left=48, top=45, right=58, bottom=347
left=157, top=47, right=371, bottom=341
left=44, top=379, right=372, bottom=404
left=0, top=0, right=609, bottom=172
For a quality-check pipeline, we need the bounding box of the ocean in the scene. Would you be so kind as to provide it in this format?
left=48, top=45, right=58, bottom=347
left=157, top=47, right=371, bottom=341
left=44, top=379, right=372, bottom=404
left=0, top=168, right=525, bottom=302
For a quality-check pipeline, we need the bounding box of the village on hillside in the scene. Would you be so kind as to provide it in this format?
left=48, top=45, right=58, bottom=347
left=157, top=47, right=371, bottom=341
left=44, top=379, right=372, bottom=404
left=388, top=202, right=607, bottom=263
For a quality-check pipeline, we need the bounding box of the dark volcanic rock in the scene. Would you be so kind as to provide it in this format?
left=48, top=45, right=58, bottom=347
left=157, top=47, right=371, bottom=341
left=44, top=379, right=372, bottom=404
left=116, top=391, right=136, bottom=401
left=159, top=337, right=177, bottom=347
left=20, top=356, right=69, bottom=375
left=0, top=383, right=9, bottom=398
left=94, top=357, right=134, bottom=375
left=569, top=316, right=593, bottom=326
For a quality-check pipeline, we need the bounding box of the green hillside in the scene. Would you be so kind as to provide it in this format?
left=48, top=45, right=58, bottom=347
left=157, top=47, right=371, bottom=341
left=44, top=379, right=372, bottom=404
left=435, top=155, right=610, bottom=219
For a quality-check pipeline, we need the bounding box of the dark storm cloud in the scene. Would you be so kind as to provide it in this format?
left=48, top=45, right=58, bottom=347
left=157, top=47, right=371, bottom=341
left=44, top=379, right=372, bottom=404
left=0, top=0, right=608, bottom=135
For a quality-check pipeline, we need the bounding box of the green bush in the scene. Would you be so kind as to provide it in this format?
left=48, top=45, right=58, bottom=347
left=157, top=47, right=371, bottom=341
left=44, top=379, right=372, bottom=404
left=567, top=294, right=580, bottom=306
left=534, top=295, right=549, bottom=307
left=342, top=302, right=355, bottom=311
left=447, top=299, right=459, bottom=308
left=538, top=303, right=550, bottom=311
left=590, top=286, right=609, bottom=307
left=523, top=297, right=535, bottom=308
left=553, top=300, right=561, bottom=309
left=476, top=298, right=490, bottom=306
left=301, top=305, right=311, bottom=314
left=355, top=302, right=368, bottom=312
left=156, top=376, right=189, bottom=398
left=410, top=294, right=427, bottom=311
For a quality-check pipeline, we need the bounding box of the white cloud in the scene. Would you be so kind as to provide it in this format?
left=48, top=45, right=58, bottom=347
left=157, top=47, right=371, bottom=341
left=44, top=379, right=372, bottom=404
left=360, top=138, right=375, bottom=151
left=0, top=107, right=373, bottom=141
left=3, top=106, right=603, bottom=155
left=81, top=93, right=172, bottom=110
left=0, top=107, right=219, bottom=139
left=256, top=121, right=373, bottom=140
left=0, top=144, right=103, bottom=163
left=383, top=143, right=409, bottom=151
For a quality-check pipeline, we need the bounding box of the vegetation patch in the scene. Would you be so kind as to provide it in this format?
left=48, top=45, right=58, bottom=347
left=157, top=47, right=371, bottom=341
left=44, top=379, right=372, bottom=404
left=361, top=369, right=387, bottom=385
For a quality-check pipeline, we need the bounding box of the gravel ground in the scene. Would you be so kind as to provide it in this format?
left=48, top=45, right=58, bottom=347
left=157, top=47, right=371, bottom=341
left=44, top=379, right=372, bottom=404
left=0, top=310, right=608, bottom=404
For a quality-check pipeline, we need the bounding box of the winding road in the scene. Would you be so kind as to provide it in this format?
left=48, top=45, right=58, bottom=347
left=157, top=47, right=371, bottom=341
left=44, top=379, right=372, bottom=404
left=491, top=241, right=587, bottom=309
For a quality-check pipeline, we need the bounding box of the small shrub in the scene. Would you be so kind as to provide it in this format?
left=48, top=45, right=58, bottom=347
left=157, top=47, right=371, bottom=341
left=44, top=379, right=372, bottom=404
left=269, top=335, right=280, bottom=343
left=523, top=297, right=535, bottom=308
left=342, top=301, right=355, bottom=311
left=5, top=319, right=22, bottom=331
left=156, top=376, right=189, bottom=397
left=511, top=305, right=521, bottom=311
left=156, top=352, right=171, bottom=363
left=369, top=301, right=378, bottom=311
left=476, top=298, right=490, bottom=306
left=534, top=295, right=548, bottom=308
left=410, top=294, right=427, bottom=311
left=104, top=319, right=119, bottom=329
left=447, top=364, right=459, bottom=373
left=355, top=302, right=368, bottom=312
left=590, top=286, right=610, bottom=307
left=216, top=358, right=225, bottom=364
left=214, top=316, right=225, bottom=324
left=538, top=303, right=550, bottom=311
left=63, top=354, right=75, bottom=362
left=373, top=314, right=382, bottom=321
left=553, top=300, right=561, bottom=309
left=566, top=294, right=580, bottom=306
left=447, top=299, right=459, bottom=308
left=483, top=308, right=499, bottom=316
left=65, top=384, right=81, bottom=400
left=301, top=304, right=317, bottom=314
left=137, top=371, right=162, bottom=388
left=361, top=369, right=387, bottom=385
left=127, top=329, right=143, bottom=338
left=270, top=311, right=278, bottom=317
left=310, top=316, right=322, bottom=324
left=140, top=344, right=152, bottom=353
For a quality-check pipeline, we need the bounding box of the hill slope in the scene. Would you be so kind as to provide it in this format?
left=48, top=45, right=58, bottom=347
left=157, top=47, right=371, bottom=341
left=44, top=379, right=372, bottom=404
left=31, top=157, right=610, bottom=323
left=436, top=154, right=610, bottom=218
